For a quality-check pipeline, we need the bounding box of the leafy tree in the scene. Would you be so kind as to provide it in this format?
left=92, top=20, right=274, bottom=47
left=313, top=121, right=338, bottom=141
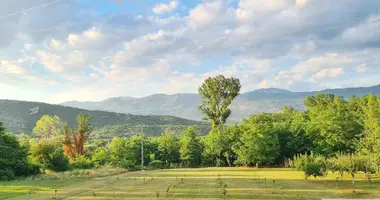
left=33, top=115, right=63, bottom=138
left=305, top=94, right=362, bottom=156
left=233, top=114, right=280, bottom=166
left=29, top=139, right=69, bottom=172
left=155, top=130, right=180, bottom=167
left=201, top=128, right=224, bottom=166
left=179, top=126, right=202, bottom=167
left=63, top=113, right=93, bottom=158
left=352, top=95, right=380, bottom=155
left=127, top=134, right=155, bottom=168
left=0, top=122, right=38, bottom=180
left=198, top=75, right=241, bottom=127
left=108, top=137, right=134, bottom=169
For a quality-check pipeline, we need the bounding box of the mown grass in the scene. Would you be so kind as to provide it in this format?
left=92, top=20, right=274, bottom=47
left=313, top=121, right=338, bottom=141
left=1, top=167, right=379, bottom=200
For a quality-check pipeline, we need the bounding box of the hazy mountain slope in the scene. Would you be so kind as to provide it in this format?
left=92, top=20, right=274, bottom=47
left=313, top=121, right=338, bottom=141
left=0, top=100, right=208, bottom=136
left=61, top=85, right=380, bottom=121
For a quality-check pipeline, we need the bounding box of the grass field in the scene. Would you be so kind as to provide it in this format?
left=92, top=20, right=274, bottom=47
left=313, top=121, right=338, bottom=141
left=1, top=168, right=379, bottom=200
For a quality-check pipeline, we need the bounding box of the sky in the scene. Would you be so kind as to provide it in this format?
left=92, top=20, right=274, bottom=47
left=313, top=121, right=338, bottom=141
left=1, top=0, right=380, bottom=103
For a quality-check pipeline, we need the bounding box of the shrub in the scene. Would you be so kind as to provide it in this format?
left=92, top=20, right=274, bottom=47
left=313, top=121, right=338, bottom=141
left=70, top=155, right=94, bottom=169
left=0, top=169, right=15, bottom=181
left=91, top=147, right=108, bottom=168
left=148, top=160, right=166, bottom=169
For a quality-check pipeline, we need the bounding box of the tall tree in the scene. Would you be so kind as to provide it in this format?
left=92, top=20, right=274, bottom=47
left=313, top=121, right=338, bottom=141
left=33, top=115, right=63, bottom=138
left=63, top=113, right=92, bottom=158
left=179, top=126, right=202, bottom=167
left=198, top=75, right=241, bottom=127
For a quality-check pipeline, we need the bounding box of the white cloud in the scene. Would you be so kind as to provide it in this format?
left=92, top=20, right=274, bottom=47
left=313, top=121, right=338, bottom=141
left=296, top=0, right=310, bottom=7
left=312, top=68, right=344, bottom=80
left=356, top=63, right=368, bottom=72
left=36, top=51, right=64, bottom=73
left=153, top=1, right=179, bottom=15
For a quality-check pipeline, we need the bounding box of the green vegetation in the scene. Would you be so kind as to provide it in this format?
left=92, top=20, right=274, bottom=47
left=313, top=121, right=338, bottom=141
left=1, top=168, right=379, bottom=200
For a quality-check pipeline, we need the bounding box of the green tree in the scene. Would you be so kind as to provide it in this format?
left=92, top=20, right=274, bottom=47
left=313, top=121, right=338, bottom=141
left=233, top=114, right=280, bottom=166
left=29, top=139, right=69, bottom=172
left=127, top=134, right=155, bottom=168
left=201, top=128, right=223, bottom=166
left=156, top=130, right=180, bottom=167
left=108, top=137, right=135, bottom=169
left=352, top=95, right=380, bottom=155
left=305, top=94, right=362, bottom=155
left=179, top=126, right=202, bottom=167
left=33, top=115, right=63, bottom=138
left=0, top=122, right=37, bottom=180
left=198, top=75, right=241, bottom=127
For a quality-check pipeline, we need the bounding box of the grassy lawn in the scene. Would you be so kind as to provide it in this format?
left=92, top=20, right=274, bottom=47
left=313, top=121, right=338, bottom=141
left=1, top=168, right=379, bottom=200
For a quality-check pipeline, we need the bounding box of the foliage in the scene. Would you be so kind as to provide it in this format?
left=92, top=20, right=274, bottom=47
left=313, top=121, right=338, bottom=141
left=29, top=139, right=69, bottom=172
left=69, top=155, right=94, bottom=169
left=233, top=114, right=280, bottom=166
left=33, top=115, right=63, bottom=138
left=179, top=126, right=203, bottom=167
left=155, top=129, right=180, bottom=166
left=0, top=122, right=38, bottom=180
left=63, top=113, right=92, bottom=158
left=148, top=160, right=166, bottom=169
left=91, top=147, right=108, bottom=168
left=305, top=94, right=362, bottom=155
left=198, top=75, right=241, bottom=127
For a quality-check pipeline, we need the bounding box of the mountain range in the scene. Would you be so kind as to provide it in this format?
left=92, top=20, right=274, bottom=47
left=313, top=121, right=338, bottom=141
left=61, top=84, right=380, bottom=122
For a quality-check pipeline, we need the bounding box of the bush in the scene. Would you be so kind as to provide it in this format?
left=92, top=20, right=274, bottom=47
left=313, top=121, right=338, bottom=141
left=91, top=147, right=108, bottom=168
left=148, top=160, right=166, bottom=169
left=70, top=155, right=94, bottom=169
left=0, top=169, right=15, bottom=181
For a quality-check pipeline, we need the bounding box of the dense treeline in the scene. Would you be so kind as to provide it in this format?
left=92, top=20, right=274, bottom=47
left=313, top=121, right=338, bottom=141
left=1, top=75, right=379, bottom=180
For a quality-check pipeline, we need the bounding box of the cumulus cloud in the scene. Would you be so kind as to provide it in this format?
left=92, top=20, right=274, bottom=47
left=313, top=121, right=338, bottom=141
left=153, top=1, right=179, bottom=15
left=312, top=68, right=344, bottom=80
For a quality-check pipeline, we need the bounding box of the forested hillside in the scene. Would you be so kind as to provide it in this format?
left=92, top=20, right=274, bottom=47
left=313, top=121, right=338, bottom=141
left=0, top=100, right=209, bottom=136
left=61, top=84, right=380, bottom=121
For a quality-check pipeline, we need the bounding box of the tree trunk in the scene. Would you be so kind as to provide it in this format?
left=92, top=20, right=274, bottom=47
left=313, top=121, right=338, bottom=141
left=351, top=173, right=355, bottom=185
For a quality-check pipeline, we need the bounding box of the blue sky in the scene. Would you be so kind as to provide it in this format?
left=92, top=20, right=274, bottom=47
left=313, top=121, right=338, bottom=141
left=1, top=0, right=380, bottom=103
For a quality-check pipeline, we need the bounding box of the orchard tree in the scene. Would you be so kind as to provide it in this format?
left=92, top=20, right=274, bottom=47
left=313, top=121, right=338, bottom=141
left=198, top=75, right=241, bottom=128
left=33, top=115, right=63, bottom=138
left=179, top=126, right=202, bottom=167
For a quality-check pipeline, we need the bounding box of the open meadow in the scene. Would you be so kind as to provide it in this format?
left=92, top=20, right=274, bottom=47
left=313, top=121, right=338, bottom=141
left=1, top=167, right=379, bottom=200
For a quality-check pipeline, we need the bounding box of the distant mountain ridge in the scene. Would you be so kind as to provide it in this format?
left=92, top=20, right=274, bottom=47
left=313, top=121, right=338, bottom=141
left=61, top=84, right=380, bottom=122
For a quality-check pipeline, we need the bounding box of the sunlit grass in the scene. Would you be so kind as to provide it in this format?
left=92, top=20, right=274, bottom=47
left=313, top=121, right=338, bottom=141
left=1, top=168, right=379, bottom=200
